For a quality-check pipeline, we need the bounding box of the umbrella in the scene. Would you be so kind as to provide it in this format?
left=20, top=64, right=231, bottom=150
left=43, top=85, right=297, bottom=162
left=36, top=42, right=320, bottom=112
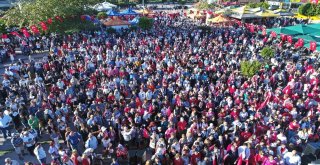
left=120, top=8, right=138, bottom=15
left=285, top=24, right=319, bottom=35
left=207, top=15, right=230, bottom=23
left=107, top=10, right=120, bottom=16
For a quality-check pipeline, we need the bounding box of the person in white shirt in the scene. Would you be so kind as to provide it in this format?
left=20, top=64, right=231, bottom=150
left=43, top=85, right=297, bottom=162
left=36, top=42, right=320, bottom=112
left=4, top=158, right=19, bottom=165
left=139, top=90, right=146, bottom=101
left=21, top=131, right=36, bottom=156
left=0, top=112, right=12, bottom=139
left=34, top=143, right=47, bottom=164
left=85, top=133, right=98, bottom=151
left=121, top=126, right=133, bottom=144
left=283, top=150, right=301, bottom=165
left=238, top=143, right=250, bottom=161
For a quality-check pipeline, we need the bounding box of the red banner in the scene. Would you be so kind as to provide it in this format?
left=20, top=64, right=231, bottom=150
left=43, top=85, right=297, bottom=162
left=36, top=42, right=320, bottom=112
left=310, top=41, right=317, bottom=51
left=287, top=35, right=292, bottom=44
left=39, top=22, right=48, bottom=31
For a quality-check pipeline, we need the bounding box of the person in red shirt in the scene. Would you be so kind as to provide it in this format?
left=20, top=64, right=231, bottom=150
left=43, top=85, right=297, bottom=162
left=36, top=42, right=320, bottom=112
left=177, top=117, right=187, bottom=133
left=190, top=149, right=202, bottom=165
left=173, top=154, right=184, bottom=165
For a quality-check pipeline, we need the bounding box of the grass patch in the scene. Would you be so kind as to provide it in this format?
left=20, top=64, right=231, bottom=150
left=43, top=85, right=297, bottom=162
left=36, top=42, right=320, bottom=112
left=0, top=149, right=14, bottom=157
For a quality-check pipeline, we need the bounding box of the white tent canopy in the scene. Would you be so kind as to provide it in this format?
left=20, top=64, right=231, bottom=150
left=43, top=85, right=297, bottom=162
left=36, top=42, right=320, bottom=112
left=92, top=2, right=117, bottom=11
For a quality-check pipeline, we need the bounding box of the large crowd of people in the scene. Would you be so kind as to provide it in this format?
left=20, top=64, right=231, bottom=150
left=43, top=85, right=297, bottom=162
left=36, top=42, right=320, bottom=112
left=0, top=11, right=318, bottom=165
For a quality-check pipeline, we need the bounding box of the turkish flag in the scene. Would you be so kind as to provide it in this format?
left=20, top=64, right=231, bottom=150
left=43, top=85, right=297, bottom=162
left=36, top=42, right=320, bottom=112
left=287, top=35, right=292, bottom=44
left=10, top=31, right=20, bottom=37
left=280, top=34, right=286, bottom=41
left=1, top=34, right=8, bottom=39
left=237, top=154, right=243, bottom=165
left=55, top=16, right=63, bottom=22
left=30, top=25, right=40, bottom=34
left=47, top=18, right=53, bottom=24
left=311, top=0, right=318, bottom=4
left=310, top=41, right=317, bottom=51
left=39, top=22, right=48, bottom=31
left=298, top=38, right=304, bottom=47
left=21, top=28, right=30, bottom=38
left=249, top=25, right=255, bottom=33
left=262, top=28, right=266, bottom=36
left=271, top=31, right=277, bottom=38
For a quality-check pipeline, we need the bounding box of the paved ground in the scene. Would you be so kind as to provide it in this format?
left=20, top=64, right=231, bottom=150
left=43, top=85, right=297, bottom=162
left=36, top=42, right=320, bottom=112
left=0, top=51, right=49, bottom=164
left=0, top=51, right=146, bottom=164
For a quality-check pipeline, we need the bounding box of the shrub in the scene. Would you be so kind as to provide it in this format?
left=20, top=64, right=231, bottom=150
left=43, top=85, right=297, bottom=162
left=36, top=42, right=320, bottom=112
left=97, top=12, right=107, bottom=19
left=260, top=46, right=275, bottom=61
left=138, top=17, right=153, bottom=30
left=240, top=60, right=262, bottom=78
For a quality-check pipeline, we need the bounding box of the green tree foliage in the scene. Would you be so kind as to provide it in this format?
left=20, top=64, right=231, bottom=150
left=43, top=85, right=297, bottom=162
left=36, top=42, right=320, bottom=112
left=298, top=3, right=317, bottom=17
left=247, top=2, right=270, bottom=9
left=97, top=12, right=107, bottom=19
left=4, top=0, right=103, bottom=27
left=138, top=17, right=153, bottom=30
left=0, top=19, right=7, bottom=33
left=195, top=1, right=216, bottom=10
left=240, top=60, right=262, bottom=78
left=260, top=46, right=275, bottom=61
left=178, top=0, right=187, bottom=5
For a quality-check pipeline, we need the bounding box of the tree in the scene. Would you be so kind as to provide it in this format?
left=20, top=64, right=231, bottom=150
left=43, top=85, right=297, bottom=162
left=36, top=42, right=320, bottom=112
left=0, top=19, right=7, bottom=34
left=178, top=0, right=186, bottom=5
left=138, top=17, right=153, bottom=30
left=240, top=60, right=262, bottom=78
left=298, top=3, right=317, bottom=16
left=97, top=12, right=107, bottom=19
left=260, top=46, right=275, bottom=61
left=4, top=0, right=103, bottom=27
left=195, top=1, right=215, bottom=10
left=247, top=2, right=269, bottom=9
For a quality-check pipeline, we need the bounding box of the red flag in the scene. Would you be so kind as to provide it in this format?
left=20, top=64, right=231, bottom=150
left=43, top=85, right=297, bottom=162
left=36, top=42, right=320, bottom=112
left=21, top=28, right=30, bottom=38
left=258, top=91, right=272, bottom=110
left=30, top=25, right=40, bottom=34
left=271, top=31, right=277, bottom=38
left=10, top=31, right=20, bottom=37
left=55, top=16, right=63, bottom=22
left=311, top=0, right=318, bottom=4
left=287, top=35, right=292, bottom=44
left=213, top=155, right=218, bottom=165
left=249, top=24, right=255, bottom=33
left=237, top=154, right=243, bottom=165
left=142, top=128, right=149, bottom=138
left=81, top=15, right=86, bottom=21
left=262, top=28, right=266, bottom=36
left=39, top=22, right=48, bottom=31
left=298, top=38, right=304, bottom=47
left=1, top=34, right=8, bottom=39
left=280, top=34, right=286, bottom=41
left=47, top=18, right=53, bottom=24
left=310, top=41, right=317, bottom=51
